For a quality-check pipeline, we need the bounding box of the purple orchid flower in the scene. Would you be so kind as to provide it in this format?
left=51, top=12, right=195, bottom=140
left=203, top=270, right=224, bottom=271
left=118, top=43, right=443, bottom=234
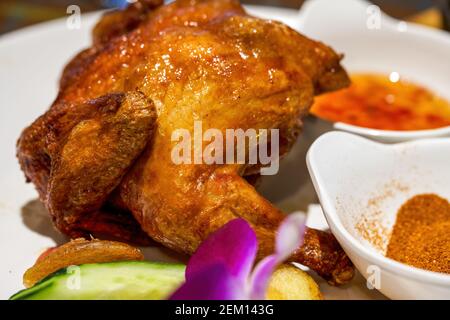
left=170, top=213, right=306, bottom=300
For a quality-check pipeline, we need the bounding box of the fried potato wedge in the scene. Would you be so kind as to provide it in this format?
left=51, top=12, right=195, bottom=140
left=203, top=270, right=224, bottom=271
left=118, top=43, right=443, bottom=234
left=267, top=264, right=323, bottom=300
left=23, top=238, right=143, bottom=288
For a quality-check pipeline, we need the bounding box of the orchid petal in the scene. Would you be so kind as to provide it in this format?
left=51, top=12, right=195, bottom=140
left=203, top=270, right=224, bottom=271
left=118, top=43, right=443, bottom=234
left=186, top=219, right=257, bottom=283
left=248, top=255, right=278, bottom=300
left=275, top=213, right=306, bottom=261
left=248, top=213, right=306, bottom=300
left=170, top=263, right=244, bottom=300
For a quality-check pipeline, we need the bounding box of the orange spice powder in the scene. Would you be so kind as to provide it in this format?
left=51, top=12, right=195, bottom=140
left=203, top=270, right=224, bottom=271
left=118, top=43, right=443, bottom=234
left=386, top=194, right=450, bottom=274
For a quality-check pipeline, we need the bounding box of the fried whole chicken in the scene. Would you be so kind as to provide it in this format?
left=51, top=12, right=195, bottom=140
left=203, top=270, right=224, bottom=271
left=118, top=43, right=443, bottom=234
left=17, top=0, right=354, bottom=285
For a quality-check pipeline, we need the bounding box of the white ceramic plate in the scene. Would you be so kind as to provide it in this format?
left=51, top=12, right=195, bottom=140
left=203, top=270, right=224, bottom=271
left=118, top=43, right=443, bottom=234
left=307, top=131, right=450, bottom=299
left=2, top=0, right=444, bottom=299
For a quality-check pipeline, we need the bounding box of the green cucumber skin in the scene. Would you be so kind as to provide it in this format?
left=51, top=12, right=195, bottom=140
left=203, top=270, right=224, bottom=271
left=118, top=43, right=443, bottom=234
left=10, top=261, right=185, bottom=300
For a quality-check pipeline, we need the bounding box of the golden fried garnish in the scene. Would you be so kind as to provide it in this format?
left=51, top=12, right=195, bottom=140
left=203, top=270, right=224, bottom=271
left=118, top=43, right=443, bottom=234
left=23, top=238, right=143, bottom=288
left=266, top=264, right=323, bottom=300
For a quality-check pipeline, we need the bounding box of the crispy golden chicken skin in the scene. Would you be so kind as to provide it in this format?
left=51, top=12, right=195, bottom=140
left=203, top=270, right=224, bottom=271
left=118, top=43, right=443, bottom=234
left=17, top=0, right=353, bottom=285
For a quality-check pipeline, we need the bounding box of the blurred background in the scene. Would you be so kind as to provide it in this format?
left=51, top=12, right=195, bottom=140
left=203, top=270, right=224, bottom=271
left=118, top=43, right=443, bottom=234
left=0, top=0, right=449, bottom=35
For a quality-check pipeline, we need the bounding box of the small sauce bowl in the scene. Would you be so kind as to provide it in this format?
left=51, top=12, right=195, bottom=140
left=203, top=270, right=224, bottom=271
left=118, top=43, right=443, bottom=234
left=298, top=0, right=450, bottom=143
left=311, top=73, right=450, bottom=143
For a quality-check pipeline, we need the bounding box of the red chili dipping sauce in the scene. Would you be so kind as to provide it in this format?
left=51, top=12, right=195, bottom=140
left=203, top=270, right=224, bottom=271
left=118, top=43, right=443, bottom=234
left=311, top=73, right=450, bottom=131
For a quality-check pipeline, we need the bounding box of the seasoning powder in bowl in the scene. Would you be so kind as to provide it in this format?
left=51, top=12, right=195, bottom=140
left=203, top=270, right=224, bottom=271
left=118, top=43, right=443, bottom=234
left=386, top=194, right=450, bottom=274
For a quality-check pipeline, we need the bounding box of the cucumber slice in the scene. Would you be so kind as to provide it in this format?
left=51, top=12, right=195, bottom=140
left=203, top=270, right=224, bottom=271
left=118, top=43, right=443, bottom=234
left=10, top=261, right=185, bottom=300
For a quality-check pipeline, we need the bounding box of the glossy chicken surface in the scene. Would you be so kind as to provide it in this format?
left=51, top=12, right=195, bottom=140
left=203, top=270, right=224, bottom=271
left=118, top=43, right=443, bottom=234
left=17, top=0, right=353, bottom=284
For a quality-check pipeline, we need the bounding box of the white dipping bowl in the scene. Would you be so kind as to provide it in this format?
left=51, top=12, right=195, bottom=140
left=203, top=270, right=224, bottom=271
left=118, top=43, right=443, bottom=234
left=298, top=0, right=450, bottom=143
left=307, top=131, right=450, bottom=299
